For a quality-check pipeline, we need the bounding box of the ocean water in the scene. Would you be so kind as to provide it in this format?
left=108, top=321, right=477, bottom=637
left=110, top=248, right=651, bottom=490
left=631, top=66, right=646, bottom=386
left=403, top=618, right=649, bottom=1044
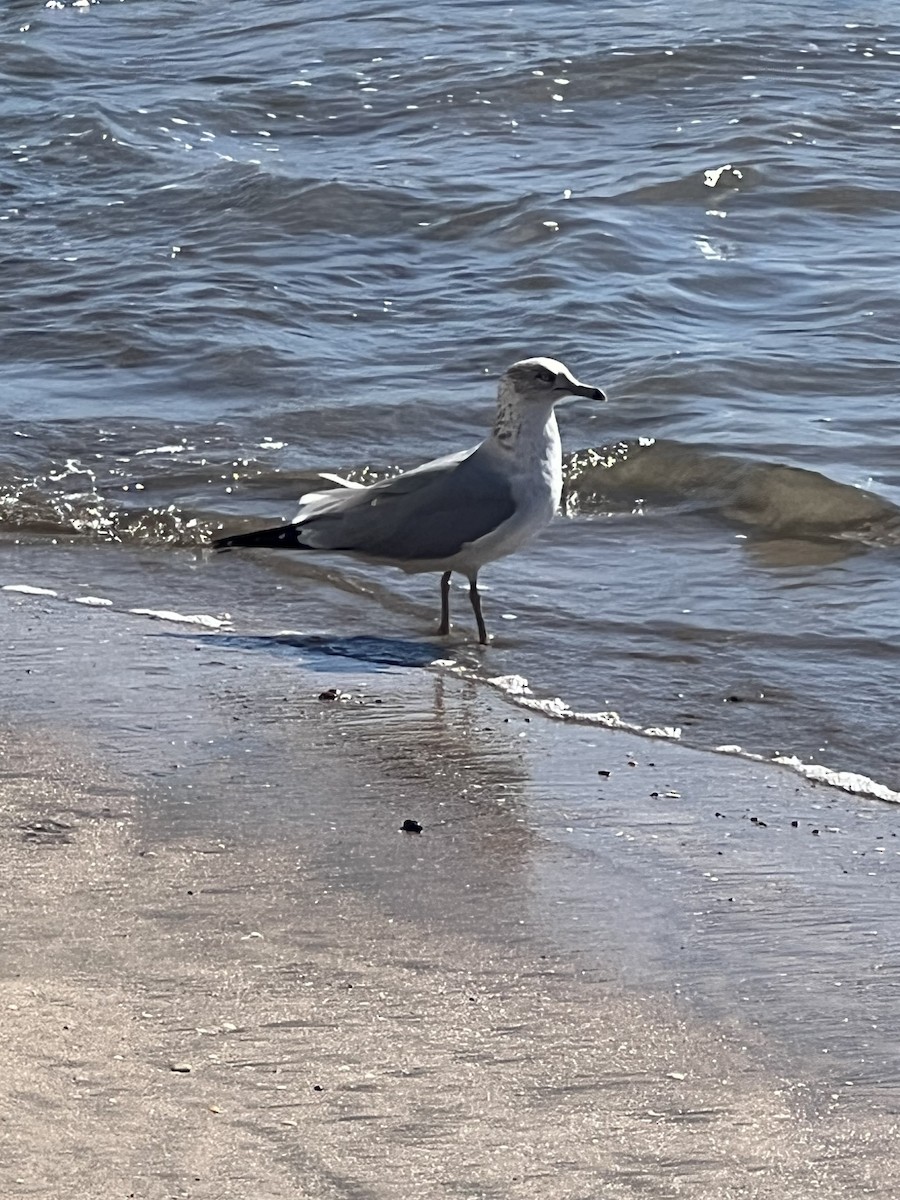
left=2, top=0, right=900, bottom=794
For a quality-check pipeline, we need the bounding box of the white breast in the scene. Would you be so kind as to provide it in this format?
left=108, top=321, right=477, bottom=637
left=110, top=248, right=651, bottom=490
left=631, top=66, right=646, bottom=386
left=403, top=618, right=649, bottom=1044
left=450, top=407, right=562, bottom=576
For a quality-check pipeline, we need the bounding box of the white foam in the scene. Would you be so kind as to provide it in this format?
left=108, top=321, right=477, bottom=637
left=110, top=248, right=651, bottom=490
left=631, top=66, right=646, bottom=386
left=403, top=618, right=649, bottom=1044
left=716, top=744, right=900, bottom=805
left=487, top=673, right=532, bottom=696
left=128, top=608, right=231, bottom=629
left=773, top=755, right=900, bottom=804
left=2, top=584, right=58, bottom=596
left=645, top=725, right=684, bottom=740
left=73, top=596, right=114, bottom=607
left=482, top=670, right=682, bottom=738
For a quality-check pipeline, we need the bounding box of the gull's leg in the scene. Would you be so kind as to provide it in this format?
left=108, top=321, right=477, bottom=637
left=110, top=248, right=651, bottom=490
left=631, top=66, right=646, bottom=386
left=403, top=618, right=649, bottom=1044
left=437, top=570, right=452, bottom=635
left=468, top=575, right=489, bottom=645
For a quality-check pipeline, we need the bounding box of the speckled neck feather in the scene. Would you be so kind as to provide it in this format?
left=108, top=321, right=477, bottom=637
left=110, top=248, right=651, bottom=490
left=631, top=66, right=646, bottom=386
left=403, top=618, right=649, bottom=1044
left=493, top=376, right=536, bottom=447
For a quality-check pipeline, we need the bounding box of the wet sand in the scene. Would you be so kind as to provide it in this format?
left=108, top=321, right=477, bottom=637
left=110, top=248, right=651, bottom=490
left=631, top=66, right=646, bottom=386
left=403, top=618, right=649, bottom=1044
left=2, top=572, right=899, bottom=1198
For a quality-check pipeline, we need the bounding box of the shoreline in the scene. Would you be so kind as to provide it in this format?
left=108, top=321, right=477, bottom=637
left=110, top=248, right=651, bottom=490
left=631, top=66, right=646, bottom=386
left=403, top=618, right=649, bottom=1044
left=2, top=575, right=900, bottom=1195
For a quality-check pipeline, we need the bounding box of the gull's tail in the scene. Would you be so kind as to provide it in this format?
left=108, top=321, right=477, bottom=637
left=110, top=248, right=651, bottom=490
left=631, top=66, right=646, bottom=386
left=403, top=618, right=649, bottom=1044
left=213, top=522, right=309, bottom=552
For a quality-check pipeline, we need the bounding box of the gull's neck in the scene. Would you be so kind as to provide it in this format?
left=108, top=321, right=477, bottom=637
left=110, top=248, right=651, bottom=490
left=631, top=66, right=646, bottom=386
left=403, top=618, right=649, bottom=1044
left=491, top=380, right=558, bottom=454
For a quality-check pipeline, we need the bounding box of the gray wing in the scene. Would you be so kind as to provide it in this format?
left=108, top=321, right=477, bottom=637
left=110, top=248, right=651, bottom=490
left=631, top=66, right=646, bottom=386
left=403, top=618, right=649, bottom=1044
left=298, top=444, right=516, bottom=562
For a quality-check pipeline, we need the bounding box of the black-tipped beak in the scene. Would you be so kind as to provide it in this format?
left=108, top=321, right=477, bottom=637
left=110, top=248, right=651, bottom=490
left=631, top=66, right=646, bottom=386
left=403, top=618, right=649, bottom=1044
left=557, top=377, right=606, bottom=402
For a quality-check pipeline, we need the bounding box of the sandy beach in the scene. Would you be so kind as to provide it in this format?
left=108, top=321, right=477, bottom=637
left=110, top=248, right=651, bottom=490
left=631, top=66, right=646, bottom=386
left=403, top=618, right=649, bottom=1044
left=5, top=3, right=900, bottom=1195
left=2, top=565, right=899, bottom=1199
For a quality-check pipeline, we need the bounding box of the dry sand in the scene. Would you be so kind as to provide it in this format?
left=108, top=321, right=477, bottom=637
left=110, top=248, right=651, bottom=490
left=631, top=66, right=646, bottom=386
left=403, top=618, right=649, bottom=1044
left=1, top=586, right=899, bottom=1198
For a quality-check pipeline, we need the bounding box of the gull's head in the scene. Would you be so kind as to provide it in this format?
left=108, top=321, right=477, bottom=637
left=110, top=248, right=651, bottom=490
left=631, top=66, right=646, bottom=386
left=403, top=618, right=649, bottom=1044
left=501, top=356, right=606, bottom=407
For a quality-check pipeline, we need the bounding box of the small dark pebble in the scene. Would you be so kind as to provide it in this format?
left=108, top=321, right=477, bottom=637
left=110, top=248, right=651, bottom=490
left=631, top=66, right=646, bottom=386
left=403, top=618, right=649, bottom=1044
left=725, top=695, right=743, bottom=703
left=812, top=828, right=820, bottom=836
left=313, top=1084, right=323, bottom=1091
left=318, top=687, right=341, bottom=701
left=715, top=811, right=726, bottom=818
left=401, top=819, right=423, bottom=834
left=791, top=820, right=799, bottom=828
left=649, top=791, right=659, bottom=798
left=597, top=770, right=610, bottom=777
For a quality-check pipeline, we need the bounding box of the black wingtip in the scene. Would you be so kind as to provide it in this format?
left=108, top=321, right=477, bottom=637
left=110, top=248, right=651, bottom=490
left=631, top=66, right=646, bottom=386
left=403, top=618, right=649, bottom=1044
left=212, top=522, right=304, bottom=552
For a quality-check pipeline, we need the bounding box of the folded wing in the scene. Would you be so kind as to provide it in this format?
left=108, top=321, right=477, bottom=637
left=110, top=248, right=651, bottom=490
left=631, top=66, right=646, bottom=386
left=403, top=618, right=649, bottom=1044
left=297, top=445, right=516, bottom=562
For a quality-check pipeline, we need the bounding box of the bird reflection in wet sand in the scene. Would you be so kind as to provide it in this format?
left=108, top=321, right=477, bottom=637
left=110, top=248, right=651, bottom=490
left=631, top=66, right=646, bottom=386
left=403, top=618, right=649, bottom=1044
left=215, top=357, right=605, bottom=643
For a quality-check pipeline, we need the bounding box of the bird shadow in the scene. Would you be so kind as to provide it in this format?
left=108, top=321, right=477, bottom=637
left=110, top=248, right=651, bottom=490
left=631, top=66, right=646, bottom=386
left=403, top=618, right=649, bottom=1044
left=157, top=629, right=442, bottom=673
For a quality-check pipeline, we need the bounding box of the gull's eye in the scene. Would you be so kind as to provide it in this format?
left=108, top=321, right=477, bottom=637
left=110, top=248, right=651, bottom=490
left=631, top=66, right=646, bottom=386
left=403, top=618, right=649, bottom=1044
left=537, top=368, right=555, bottom=384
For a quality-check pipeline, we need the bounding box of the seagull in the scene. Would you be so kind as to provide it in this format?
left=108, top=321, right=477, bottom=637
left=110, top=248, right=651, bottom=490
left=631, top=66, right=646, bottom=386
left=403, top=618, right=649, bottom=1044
left=213, top=356, right=606, bottom=643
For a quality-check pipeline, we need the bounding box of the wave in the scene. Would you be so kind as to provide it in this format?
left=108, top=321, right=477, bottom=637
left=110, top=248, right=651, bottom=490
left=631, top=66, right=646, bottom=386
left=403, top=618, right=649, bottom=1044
left=564, top=438, right=900, bottom=548
left=2, top=434, right=898, bottom=554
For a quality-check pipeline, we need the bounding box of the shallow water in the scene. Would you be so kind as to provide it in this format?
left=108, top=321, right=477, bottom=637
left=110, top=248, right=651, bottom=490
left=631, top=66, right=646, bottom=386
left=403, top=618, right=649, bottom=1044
left=2, top=0, right=900, bottom=793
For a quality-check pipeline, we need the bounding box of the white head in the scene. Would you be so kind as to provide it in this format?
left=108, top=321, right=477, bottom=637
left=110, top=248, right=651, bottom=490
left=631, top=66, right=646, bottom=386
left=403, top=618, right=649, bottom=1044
left=501, top=356, right=606, bottom=406
left=493, top=356, right=605, bottom=444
